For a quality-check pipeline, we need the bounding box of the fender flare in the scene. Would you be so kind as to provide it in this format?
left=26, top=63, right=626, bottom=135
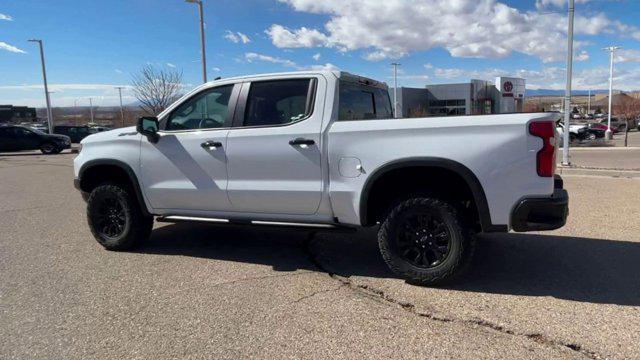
left=358, top=157, right=507, bottom=232
left=78, top=159, right=152, bottom=216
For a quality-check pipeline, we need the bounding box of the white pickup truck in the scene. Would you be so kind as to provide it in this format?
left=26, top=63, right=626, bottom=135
left=74, top=70, right=568, bottom=285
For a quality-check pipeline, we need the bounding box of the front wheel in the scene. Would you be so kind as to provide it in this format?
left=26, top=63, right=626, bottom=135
left=378, top=197, right=475, bottom=286
left=87, top=183, right=153, bottom=250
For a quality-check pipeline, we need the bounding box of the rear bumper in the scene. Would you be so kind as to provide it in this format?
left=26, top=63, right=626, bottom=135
left=511, top=176, right=569, bottom=232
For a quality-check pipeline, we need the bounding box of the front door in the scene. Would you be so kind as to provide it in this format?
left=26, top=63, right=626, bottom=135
left=139, top=84, right=239, bottom=212
left=226, top=77, right=324, bottom=215
left=15, top=127, right=40, bottom=150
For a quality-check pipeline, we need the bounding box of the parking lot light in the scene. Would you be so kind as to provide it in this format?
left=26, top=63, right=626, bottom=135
left=28, top=39, right=53, bottom=134
left=562, top=0, right=575, bottom=166
left=603, top=46, right=621, bottom=141
left=186, top=0, right=207, bottom=83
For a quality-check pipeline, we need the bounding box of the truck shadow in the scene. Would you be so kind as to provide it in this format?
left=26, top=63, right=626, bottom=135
left=138, top=223, right=640, bottom=306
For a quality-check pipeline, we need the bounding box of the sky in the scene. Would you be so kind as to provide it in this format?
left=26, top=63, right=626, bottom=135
left=1, top=0, right=639, bottom=108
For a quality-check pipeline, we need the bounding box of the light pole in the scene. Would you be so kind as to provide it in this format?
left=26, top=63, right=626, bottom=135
left=587, top=89, right=591, bottom=115
left=561, top=0, right=574, bottom=166
left=603, top=46, right=620, bottom=140
left=186, top=0, right=207, bottom=83
left=115, top=86, right=125, bottom=127
left=89, top=97, right=94, bottom=123
left=391, top=62, right=401, bottom=118
left=28, top=39, right=53, bottom=134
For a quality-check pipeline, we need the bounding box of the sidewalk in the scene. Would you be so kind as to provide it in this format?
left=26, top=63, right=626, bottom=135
left=557, top=146, right=640, bottom=178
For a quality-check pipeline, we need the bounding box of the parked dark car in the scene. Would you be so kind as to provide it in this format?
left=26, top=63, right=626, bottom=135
left=0, top=124, right=71, bottom=154
left=588, top=122, right=618, bottom=134
left=53, top=125, right=97, bottom=143
left=599, top=117, right=626, bottom=132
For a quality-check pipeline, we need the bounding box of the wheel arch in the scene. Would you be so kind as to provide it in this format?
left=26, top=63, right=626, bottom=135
left=78, top=159, right=152, bottom=216
left=359, top=157, right=506, bottom=232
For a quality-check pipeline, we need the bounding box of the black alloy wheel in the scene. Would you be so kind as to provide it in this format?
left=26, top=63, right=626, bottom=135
left=378, top=197, right=475, bottom=285
left=86, top=183, right=153, bottom=250
left=94, top=196, right=127, bottom=239
left=394, top=210, right=451, bottom=268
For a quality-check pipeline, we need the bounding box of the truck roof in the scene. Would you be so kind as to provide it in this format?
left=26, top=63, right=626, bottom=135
left=202, top=70, right=388, bottom=89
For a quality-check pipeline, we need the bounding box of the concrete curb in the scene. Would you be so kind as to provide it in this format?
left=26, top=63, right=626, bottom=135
left=561, top=146, right=640, bottom=151
left=557, top=166, right=640, bottom=178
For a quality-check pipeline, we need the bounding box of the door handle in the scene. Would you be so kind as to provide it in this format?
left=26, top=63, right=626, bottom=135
left=201, top=140, right=222, bottom=149
left=289, top=138, right=315, bottom=146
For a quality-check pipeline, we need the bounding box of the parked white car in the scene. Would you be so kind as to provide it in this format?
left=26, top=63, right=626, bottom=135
left=74, top=71, right=568, bottom=285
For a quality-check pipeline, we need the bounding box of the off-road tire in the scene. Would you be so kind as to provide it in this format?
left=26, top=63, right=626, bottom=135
left=87, top=183, right=153, bottom=250
left=378, top=197, right=475, bottom=286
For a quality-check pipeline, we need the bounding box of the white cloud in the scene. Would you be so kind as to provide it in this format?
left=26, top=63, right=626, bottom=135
left=389, top=75, right=430, bottom=81
left=212, top=67, right=221, bottom=72
left=0, top=41, right=26, bottom=54
left=535, top=0, right=590, bottom=9
left=429, top=65, right=640, bottom=91
left=245, top=52, right=298, bottom=68
left=224, top=30, right=251, bottom=44
left=424, top=63, right=433, bottom=69
left=312, top=53, right=321, bottom=61
left=166, top=62, right=176, bottom=68
left=0, top=13, right=12, bottom=21
left=244, top=52, right=340, bottom=72
left=269, top=0, right=637, bottom=63
left=114, top=69, right=123, bottom=74
left=434, top=68, right=470, bottom=79
left=309, top=63, right=339, bottom=71
left=615, top=49, right=640, bottom=63
left=6, top=95, right=139, bottom=108
left=266, top=24, right=329, bottom=48
left=0, top=84, right=131, bottom=92
left=364, top=50, right=402, bottom=61
left=575, top=50, right=589, bottom=62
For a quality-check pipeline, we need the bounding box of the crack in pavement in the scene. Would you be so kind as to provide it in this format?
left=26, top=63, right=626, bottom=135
left=301, top=232, right=603, bottom=359
left=207, top=270, right=315, bottom=290
left=292, top=284, right=346, bottom=304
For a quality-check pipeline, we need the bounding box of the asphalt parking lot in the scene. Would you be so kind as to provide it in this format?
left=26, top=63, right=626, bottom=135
left=1, top=151, right=639, bottom=359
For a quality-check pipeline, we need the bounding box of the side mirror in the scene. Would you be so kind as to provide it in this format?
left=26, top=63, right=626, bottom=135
left=137, top=117, right=159, bottom=143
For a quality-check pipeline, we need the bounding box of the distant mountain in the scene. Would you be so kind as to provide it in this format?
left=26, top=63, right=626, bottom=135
left=526, top=89, right=620, bottom=96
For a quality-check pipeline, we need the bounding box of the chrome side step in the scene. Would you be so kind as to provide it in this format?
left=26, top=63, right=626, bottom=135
left=250, top=220, right=336, bottom=228
left=157, top=216, right=229, bottom=223
left=156, top=216, right=355, bottom=232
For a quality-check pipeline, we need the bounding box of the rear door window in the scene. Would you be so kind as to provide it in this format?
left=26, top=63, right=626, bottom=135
left=339, top=81, right=393, bottom=121
left=243, top=79, right=314, bottom=127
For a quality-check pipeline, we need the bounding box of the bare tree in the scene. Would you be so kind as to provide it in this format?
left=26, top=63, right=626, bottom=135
left=131, top=65, right=183, bottom=115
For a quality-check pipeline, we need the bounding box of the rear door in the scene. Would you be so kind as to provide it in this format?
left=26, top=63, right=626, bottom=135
left=225, top=76, right=325, bottom=215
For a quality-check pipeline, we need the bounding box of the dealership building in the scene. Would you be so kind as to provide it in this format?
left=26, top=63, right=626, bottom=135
left=396, top=77, right=526, bottom=117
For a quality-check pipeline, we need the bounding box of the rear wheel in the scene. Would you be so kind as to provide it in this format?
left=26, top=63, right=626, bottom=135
left=40, top=143, right=57, bottom=154
left=378, top=197, right=475, bottom=286
left=569, top=133, right=578, bottom=143
left=87, top=183, right=153, bottom=250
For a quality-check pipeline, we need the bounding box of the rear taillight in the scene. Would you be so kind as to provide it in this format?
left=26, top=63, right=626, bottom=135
left=529, top=121, right=556, bottom=177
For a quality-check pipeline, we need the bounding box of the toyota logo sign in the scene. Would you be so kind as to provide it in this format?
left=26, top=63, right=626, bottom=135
left=503, top=81, right=513, bottom=92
